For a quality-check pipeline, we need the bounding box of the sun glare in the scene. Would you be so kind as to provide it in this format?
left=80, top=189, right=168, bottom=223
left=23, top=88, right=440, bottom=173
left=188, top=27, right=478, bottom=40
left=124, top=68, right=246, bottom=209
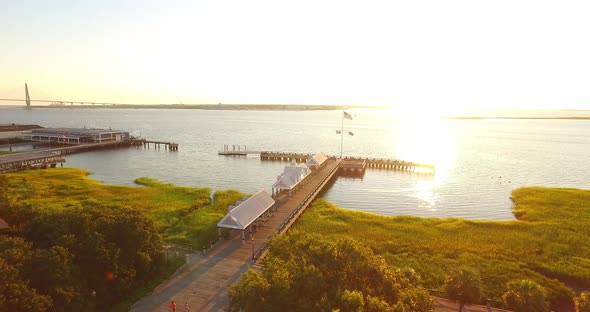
left=390, top=107, right=454, bottom=182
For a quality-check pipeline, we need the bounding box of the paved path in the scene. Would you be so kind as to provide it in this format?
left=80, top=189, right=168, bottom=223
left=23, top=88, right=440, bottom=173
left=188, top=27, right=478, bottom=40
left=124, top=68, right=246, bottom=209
left=131, top=160, right=340, bottom=312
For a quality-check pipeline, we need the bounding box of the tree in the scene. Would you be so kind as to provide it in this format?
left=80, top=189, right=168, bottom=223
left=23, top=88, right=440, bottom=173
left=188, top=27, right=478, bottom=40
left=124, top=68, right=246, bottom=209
left=575, top=291, right=590, bottom=312
left=444, top=267, right=482, bottom=312
left=339, top=289, right=364, bottom=312
left=0, top=237, right=53, bottom=312
left=229, top=233, right=433, bottom=312
left=23, top=201, right=164, bottom=309
left=502, top=279, right=547, bottom=312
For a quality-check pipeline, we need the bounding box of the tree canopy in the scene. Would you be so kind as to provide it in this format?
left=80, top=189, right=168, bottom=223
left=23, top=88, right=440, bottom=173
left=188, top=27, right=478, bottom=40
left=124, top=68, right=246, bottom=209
left=0, top=198, right=164, bottom=311
left=444, top=267, right=482, bottom=312
left=502, top=279, right=548, bottom=312
left=229, top=232, right=433, bottom=312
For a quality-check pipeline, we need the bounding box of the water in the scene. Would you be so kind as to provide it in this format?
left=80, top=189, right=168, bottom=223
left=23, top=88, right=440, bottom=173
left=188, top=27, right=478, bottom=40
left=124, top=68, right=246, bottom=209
left=1, top=106, right=589, bottom=220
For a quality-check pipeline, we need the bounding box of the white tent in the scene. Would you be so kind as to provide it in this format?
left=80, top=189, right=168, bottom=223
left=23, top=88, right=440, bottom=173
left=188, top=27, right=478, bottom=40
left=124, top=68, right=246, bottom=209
left=272, top=163, right=311, bottom=196
left=217, top=189, right=275, bottom=231
left=306, top=152, right=328, bottom=169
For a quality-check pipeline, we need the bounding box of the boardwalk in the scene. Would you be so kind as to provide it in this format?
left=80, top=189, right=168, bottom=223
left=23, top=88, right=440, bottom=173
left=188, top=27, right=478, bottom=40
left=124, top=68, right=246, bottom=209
left=131, top=159, right=341, bottom=312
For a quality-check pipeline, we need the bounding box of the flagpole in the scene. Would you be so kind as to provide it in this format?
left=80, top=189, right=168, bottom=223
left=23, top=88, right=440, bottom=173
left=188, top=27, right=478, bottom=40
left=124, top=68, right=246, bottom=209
left=340, top=111, right=344, bottom=158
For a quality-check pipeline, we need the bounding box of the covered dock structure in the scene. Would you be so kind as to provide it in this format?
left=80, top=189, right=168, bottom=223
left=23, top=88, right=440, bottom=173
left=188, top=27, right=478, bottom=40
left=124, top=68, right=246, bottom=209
left=25, top=128, right=129, bottom=145
left=271, top=162, right=312, bottom=197
left=217, top=189, right=275, bottom=243
left=306, top=151, right=328, bottom=170
left=0, top=151, right=64, bottom=173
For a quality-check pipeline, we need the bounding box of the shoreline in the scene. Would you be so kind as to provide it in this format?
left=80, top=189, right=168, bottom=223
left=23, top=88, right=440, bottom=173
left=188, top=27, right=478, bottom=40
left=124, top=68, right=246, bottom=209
left=1, top=104, right=588, bottom=120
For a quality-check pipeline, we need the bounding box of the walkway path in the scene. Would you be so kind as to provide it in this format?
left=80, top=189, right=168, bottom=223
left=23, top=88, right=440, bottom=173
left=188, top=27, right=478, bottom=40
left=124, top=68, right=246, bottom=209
left=131, top=160, right=340, bottom=312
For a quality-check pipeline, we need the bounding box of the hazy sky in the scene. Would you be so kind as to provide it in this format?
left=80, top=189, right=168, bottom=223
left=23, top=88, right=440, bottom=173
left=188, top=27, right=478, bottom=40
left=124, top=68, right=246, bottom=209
left=1, top=0, right=589, bottom=109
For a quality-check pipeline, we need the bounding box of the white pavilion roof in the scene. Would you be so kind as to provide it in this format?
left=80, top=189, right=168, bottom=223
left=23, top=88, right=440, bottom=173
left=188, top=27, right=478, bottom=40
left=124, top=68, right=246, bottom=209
left=306, top=152, right=328, bottom=167
left=217, top=190, right=275, bottom=230
left=272, top=163, right=311, bottom=190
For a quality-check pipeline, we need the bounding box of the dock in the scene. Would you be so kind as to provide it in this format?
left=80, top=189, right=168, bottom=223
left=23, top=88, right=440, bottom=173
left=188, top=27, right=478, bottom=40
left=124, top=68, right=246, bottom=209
left=218, top=149, right=435, bottom=174
left=0, top=137, right=178, bottom=173
left=131, top=158, right=342, bottom=312
left=132, top=139, right=179, bottom=151
left=0, top=151, right=64, bottom=173
left=217, top=144, right=256, bottom=156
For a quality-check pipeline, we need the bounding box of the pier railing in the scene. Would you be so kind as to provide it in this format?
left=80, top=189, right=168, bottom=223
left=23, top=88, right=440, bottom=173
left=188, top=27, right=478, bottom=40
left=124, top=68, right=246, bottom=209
left=253, top=159, right=341, bottom=262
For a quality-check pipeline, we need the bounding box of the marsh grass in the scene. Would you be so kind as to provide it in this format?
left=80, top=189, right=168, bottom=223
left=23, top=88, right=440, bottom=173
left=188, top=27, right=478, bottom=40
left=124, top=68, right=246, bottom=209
left=295, top=187, right=590, bottom=307
left=4, top=168, right=246, bottom=248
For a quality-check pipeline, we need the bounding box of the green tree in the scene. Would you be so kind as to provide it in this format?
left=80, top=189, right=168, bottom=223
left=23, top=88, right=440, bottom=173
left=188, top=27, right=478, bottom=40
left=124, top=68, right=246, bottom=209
left=23, top=201, right=163, bottom=309
left=28, top=246, right=82, bottom=311
left=574, top=291, right=590, bottom=312
left=502, top=279, right=547, bottom=312
left=444, top=267, right=482, bottom=312
left=229, top=233, right=433, bottom=312
left=0, top=237, right=53, bottom=312
left=339, top=289, right=364, bottom=312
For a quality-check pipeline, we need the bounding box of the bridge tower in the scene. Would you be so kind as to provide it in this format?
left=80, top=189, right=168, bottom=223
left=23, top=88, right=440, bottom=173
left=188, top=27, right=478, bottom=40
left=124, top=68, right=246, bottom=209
left=25, top=83, right=31, bottom=109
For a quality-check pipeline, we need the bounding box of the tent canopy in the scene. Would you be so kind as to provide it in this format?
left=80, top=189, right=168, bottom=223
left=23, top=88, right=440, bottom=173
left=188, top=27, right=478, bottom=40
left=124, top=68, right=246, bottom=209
left=272, top=164, right=311, bottom=191
left=217, top=189, right=275, bottom=230
left=306, top=152, right=328, bottom=167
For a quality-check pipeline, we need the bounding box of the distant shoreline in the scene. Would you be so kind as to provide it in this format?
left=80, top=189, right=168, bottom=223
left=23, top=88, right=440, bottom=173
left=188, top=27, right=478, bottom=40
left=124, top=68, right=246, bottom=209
left=13, top=104, right=384, bottom=111
left=1, top=104, right=589, bottom=120
left=443, top=116, right=590, bottom=120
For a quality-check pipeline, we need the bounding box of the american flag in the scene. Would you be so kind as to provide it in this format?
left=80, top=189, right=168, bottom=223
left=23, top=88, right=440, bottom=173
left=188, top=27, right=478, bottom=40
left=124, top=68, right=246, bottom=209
left=343, top=111, right=353, bottom=120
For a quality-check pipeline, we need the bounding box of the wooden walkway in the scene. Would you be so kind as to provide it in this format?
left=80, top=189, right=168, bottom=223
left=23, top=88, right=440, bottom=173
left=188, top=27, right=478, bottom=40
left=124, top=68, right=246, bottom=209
left=218, top=150, right=435, bottom=174
left=130, top=159, right=341, bottom=312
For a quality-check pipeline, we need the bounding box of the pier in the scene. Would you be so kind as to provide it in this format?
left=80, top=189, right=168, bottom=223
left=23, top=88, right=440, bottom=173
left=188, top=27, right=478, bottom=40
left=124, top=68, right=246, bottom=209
left=0, top=138, right=178, bottom=173
left=0, top=151, right=64, bottom=173
left=133, top=139, right=179, bottom=151
left=131, top=158, right=342, bottom=312
left=219, top=150, right=435, bottom=174
left=218, top=144, right=251, bottom=156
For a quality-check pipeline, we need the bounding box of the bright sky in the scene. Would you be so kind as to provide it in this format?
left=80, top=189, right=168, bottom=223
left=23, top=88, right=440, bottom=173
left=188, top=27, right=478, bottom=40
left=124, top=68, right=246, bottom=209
left=1, top=0, right=589, bottom=110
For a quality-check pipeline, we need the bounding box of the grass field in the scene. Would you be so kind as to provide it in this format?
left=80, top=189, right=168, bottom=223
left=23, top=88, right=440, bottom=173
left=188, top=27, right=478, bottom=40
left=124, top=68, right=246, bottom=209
left=3, top=168, right=247, bottom=248
left=293, top=187, right=590, bottom=308
left=5, top=168, right=589, bottom=309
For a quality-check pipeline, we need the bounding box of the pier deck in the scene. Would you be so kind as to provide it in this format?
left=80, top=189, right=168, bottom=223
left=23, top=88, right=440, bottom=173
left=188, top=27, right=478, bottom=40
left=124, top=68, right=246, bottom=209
left=131, top=159, right=341, bottom=312
left=0, top=151, right=64, bottom=173
left=219, top=150, right=435, bottom=174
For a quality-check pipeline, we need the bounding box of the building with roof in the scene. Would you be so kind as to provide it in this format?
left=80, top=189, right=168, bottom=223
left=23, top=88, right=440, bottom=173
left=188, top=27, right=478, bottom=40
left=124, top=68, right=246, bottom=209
left=271, top=162, right=311, bottom=197
left=217, top=189, right=275, bottom=242
left=306, top=151, right=328, bottom=170
left=25, top=128, right=129, bottom=145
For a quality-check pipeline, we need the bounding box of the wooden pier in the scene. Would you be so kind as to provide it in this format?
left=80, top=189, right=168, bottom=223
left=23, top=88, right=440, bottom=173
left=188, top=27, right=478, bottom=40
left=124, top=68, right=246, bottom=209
left=133, top=150, right=433, bottom=311
left=0, top=151, right=64, bottom=173
left=224, top=150, right=435, bottom=174
left=40, top=139, right=178, bottom=155
left=133, top=139, right=179, bottom=151
left=131, top=159, right=342, bottom=312
left=218, top=144, right=253, bottom=156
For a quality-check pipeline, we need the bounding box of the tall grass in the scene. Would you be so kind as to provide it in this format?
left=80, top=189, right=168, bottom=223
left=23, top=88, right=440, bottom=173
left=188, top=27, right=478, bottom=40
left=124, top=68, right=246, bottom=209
left=3, top=168, right=246, bottom=249
left=295, top=187, right=590, bottom=308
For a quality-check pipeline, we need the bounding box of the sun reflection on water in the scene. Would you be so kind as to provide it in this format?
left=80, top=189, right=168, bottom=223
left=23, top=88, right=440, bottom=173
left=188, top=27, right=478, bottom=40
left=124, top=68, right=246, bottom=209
left=388, top=107, right=456, bottom=213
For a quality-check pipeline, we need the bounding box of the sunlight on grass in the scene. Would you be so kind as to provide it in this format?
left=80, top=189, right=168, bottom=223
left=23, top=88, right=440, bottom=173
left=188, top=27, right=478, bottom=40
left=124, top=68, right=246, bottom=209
left=295, top=187, right=590, bottom=307
left=4, top=168, right=247, bottom=249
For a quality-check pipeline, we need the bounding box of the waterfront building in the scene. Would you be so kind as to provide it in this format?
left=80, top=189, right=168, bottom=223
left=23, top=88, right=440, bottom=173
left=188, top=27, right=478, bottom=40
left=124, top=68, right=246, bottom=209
left=25, top=128, right=129, bottom=145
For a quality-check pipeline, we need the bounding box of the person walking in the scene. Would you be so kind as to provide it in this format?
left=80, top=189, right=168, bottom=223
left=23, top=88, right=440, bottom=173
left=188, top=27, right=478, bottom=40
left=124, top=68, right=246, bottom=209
left=184, top=301, right=190, bottom=311
left=170, top=300, right=177, bottom=312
